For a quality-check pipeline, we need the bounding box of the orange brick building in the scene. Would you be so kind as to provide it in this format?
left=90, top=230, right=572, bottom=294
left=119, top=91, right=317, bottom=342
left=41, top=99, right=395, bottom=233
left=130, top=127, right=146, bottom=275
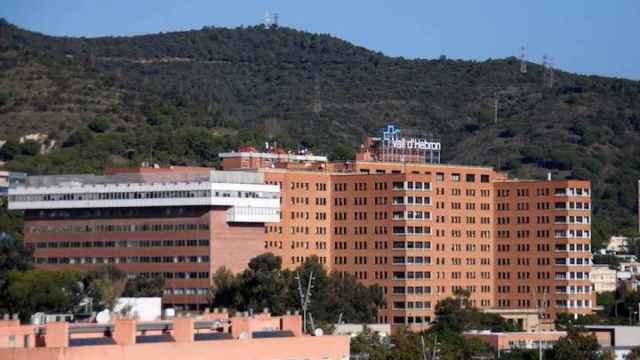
left=10, top=126, right=595, bottom=328
left=221, top=128, right=595, bottom=329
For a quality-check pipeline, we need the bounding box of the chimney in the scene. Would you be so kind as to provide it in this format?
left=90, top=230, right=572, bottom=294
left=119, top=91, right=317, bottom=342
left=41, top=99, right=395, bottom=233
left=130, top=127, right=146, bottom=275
left=173, top=317, right=194, bottom=343
left=113, top=318, right=137, bottom=346
left=547, top=172, right=552, bottom=181
left=45, top=321, right=69, bottom=348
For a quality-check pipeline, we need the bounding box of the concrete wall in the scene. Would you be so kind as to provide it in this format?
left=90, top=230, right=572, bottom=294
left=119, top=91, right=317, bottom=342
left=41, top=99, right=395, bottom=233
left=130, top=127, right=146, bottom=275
left=0, top=335, right=349, bottom=360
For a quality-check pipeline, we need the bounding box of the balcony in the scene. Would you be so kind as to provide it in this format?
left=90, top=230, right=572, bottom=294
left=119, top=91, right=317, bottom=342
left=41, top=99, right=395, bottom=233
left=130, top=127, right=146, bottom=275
left=226, top=206, right=280, bottom=223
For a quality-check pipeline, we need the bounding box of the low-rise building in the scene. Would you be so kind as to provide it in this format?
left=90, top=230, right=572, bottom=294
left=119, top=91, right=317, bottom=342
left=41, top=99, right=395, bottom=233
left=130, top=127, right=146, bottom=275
left=333, top=323, right=391, bottom=338
left=585, top=325, right=640, bottom=360
left=592, top=265, right=618, bottom=293
left=606, top=236, right=630, bottom=254
left=0, top=171, right=26, bottom=197
left=619, top=262, right=640, bottom=277
left=463, top=330, right=566, bottom=351
left=0, top=311, right=350, bottom=360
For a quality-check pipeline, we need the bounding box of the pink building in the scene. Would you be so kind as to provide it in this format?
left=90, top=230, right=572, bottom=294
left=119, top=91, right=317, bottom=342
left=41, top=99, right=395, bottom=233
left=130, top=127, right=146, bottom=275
left=0, top=311, right=350, bottom=360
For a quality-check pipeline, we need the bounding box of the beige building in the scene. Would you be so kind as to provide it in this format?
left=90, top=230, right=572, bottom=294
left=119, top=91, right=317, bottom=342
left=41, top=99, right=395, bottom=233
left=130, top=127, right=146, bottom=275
left=591, top=265, right=617, bottom=293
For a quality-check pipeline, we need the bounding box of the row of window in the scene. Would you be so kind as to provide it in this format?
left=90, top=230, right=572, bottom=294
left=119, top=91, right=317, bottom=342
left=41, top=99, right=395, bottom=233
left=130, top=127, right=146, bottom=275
left=10, top=189, right=276, bottom=202
left=392, top=226, right=432, bottom=235
left=34, top=239, right=209, bottom=249
left=35, top=256, right=209, bottom=265
left=393, top=301, right=432, bottom=310
left=163, top=288, right=209, bottom=296
left=26, top=223, right=209, bottom=234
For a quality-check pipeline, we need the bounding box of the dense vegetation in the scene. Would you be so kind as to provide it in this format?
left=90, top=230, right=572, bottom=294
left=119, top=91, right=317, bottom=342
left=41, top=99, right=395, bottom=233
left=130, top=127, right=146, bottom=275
left=1, top=19, right=640, bottom=245
left=350, top=291, right=617, bottom=360
left=0, top=232, right=165, bottom=320
left=207, top=253, right=385, bottom=325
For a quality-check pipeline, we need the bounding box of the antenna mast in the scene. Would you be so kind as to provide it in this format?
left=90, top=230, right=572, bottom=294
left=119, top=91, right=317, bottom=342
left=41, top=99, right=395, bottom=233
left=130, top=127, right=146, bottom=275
left=543, top=54, right=554, bottom=88
left=264, top=11, right=278, bottom=28
left=296, top=271, right=314, bottom=334
left=519, top=46, right=527, bottom=73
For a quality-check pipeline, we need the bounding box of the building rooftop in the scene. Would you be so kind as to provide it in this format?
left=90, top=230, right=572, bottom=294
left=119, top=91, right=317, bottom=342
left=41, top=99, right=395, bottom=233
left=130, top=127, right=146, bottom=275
left=18, top=169, right=266, bottom=189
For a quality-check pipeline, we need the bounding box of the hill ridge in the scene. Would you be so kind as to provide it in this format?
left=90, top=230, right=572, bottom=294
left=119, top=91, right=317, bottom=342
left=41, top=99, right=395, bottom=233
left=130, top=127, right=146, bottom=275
left=1, top=19, right=640, bottom=245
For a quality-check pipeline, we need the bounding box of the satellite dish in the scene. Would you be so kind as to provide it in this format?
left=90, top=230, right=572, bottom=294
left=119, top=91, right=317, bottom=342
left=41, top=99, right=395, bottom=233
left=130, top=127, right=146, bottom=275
left=30, top=312, right=45, bottom=325
left=164, top=308, right=175, bottom=318
left=239, top=332, right=249, bottom=340
left=96, top=310, right=111, bottom=324
left=314, top=328, right=324, bottom=337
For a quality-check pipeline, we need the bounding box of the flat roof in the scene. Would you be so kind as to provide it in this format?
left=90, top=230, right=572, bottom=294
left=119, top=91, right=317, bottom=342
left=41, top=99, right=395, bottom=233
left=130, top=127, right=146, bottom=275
left=18, top=170, right=266, bottom=188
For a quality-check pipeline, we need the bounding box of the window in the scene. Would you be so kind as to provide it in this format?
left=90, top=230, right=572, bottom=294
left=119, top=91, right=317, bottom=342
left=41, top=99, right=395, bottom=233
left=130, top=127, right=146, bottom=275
left=465, top=174, right=475, bottom=182
left=451, top=173, right=461, bottom=182
left=480, top=174, right=490, bottom=183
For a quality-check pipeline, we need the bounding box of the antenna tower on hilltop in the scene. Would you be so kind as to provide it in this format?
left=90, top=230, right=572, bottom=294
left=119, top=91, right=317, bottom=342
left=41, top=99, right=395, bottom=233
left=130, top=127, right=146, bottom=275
left=519, top=46, right=527, bottom=73
left=543, top=54, right=554, bottom=88
left=264, top=11, right=279, bottom=28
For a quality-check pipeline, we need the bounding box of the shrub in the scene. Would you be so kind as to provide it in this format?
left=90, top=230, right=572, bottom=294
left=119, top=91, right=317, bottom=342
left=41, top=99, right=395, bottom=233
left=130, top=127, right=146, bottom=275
left=88, top=117, right=112, bottom=133
left=63, top=129, right=93, bottom=147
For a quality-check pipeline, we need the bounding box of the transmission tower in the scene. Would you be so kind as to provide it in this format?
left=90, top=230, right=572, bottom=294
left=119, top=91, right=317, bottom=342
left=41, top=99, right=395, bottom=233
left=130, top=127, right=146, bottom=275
left=519, top=46, right=527, bottom=73
left=543, top=54, right=554, bottom=88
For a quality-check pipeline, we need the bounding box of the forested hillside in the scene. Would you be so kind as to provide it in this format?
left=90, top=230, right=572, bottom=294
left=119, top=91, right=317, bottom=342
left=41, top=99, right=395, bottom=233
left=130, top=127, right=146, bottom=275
left=1, top=19, right=640, bottom=246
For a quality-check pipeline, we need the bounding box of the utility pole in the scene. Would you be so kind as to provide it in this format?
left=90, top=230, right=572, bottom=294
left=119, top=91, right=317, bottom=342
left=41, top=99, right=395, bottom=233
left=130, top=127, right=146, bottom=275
left=432, top=335, right=439, bottom=360
left=296, top=271, right=314, bottom=334
left=420, top=335, right=428, bottom=360
left=494, top=98, right=499, bottom=124
left=537, top=288, right=548, bottom=360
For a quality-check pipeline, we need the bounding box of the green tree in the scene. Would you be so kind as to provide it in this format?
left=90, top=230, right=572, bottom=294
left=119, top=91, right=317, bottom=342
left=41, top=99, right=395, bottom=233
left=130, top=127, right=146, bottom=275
left=0, top=139, right=20, bottom=160
left=0, top=234, right=32, bottom=313
left=88, top=116, right=112, bottom=133
left=208, top=266, right=241, bottom=309
left=549, top=328, right=601, bottom=360
left=238, top=253, right=288, bottom=314
left=286, top=256, right=332, bottom=322
left=326, top=272, right=385, bottom=323
left=83, top=266, right=127, bottom=312
left=63, top=129, right=94, bottom=147
left=122, top=274, right=164, bottom=297
left=5, top=269, right=84, bottom=319
left=349, top=326, right=390, bottom=360
left=626, top=347, right=640, bottom=360
left=18, top=140, right=40, bottom=156
left=386, top=327, right=424, bottom=360
left=329, top=143, right=355, bottom=161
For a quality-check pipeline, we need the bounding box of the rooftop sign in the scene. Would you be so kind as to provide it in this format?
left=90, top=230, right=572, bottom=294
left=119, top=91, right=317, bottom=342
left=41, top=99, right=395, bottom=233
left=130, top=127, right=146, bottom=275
left=380, top=125, right=441, bottom=163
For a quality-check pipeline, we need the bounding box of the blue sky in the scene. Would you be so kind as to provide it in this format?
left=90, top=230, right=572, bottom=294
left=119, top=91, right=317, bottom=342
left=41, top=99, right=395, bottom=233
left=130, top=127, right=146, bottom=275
left=2, top=0, right=639, bottom=79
